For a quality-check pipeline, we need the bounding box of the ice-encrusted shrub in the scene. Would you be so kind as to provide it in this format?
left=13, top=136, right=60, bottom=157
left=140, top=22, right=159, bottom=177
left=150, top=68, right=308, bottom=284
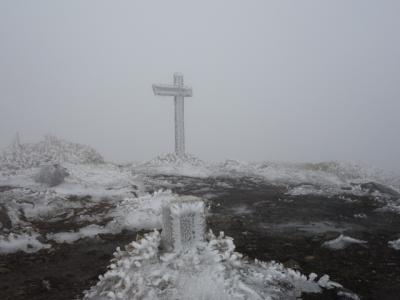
left=0, top=135, right=104, bottom=170
left=84, top=231, right=342, bottom=300
left=34, top=164, right=69, bottom=187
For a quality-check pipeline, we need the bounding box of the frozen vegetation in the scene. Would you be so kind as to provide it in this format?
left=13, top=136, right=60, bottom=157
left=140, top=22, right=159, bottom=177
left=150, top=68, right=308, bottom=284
left=84, top=231, right=341, bottom=300
left=0, top=135, right=104, bottom=171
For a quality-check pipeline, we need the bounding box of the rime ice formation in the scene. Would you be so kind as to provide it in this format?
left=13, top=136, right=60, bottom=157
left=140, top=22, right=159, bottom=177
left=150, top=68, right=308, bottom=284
left=0, top=135, right=104, bottom=170
left=153, top=73, right=193, bottom=157
left=84, top=197, right=344, bottom=299
left=161, top=196, right=205, bottom=251
left=83, top=231, right=342, bottom=300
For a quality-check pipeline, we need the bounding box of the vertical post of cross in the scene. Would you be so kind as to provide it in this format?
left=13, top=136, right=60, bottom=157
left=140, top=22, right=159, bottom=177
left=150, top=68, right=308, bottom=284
left=152, top=73, right=193, bottom=158
left=174, top=73, right=185, bottom=157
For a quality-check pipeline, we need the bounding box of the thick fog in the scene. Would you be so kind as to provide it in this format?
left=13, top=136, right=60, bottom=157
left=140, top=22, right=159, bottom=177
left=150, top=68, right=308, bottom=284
left=0, top=1, right=399, bottom=171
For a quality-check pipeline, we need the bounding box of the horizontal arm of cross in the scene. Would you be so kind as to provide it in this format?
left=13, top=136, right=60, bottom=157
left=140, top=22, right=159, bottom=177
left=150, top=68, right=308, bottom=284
left=152, top=84, right=193, bottom=97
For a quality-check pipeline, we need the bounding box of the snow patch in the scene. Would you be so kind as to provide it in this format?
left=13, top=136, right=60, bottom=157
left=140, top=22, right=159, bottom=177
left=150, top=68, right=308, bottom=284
left=337, top=291, right=361, bottom=300
left=388, top=238, right=400, bottom=250
left=322, top=235, right=367, bottom=250
left=47, top=224, right=109, bottom=244
left=136, top=153, right=209, bottom=177
left=0, top=232, right=51, bottom=254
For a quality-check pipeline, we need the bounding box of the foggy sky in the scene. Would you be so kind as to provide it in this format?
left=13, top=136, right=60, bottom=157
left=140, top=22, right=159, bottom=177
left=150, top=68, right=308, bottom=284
left=1, top=1, right=399, bottom=171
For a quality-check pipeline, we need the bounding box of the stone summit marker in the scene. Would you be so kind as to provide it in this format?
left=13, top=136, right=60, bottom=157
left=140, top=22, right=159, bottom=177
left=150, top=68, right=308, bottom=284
left=152, top=73, right=193, bottom=157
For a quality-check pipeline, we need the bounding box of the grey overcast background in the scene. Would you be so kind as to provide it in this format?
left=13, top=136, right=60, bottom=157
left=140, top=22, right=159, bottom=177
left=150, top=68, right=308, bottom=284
left=0, top=1, right=399, bottom=171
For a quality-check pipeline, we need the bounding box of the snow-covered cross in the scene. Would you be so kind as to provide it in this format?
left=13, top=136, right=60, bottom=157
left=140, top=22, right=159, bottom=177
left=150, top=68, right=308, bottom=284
left=152, top=73, right=193, bottom=157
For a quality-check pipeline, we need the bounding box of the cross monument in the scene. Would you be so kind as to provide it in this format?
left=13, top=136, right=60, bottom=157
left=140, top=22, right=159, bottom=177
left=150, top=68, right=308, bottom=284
left=152, top=73, right=193, bottom=157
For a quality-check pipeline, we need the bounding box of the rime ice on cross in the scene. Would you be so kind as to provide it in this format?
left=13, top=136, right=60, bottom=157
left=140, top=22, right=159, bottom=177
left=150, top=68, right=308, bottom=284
left=152, top=73, right=193, bottom=157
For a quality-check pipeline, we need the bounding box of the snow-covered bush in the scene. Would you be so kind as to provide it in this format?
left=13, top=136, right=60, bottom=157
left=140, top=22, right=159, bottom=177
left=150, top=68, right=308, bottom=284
left=0, top=135, right=104, bottom=170
left=34, top=164, right=69, bottom=187
left=84, top=231, right=342, bottom=300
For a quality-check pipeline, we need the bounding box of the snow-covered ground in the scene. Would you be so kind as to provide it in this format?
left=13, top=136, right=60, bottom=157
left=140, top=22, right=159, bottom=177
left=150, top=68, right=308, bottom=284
left=1, top=137, right=400, bottom=254
left=1, top=137, right=400, bottom=298
left=134, top=154, right=400, bottom=197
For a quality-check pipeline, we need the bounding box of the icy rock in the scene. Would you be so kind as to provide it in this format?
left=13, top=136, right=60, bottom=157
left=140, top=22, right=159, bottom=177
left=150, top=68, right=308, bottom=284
left=34, top=164, right=69, bottom=187
left=161, top=196, right=205, bottom=251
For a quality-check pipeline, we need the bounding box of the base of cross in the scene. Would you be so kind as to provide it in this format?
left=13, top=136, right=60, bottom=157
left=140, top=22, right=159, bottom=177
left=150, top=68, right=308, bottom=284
left=161, top=196, right=206, bottom=252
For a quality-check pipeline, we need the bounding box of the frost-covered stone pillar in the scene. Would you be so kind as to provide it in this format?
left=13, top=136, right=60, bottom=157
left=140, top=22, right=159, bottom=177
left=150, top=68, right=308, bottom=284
left=152, top=73, right=193, bottom=158
left=161, top=196, right=205, bottom=251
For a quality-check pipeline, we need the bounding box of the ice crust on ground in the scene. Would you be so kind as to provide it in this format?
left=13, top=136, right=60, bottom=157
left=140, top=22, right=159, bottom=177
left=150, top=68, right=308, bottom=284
left=0, top=135, right=104, bottom=171
left=322, top=235, right=367, bottom=250
left=388, top=238, right=400, bottom=250
left=135, top=154, right=400, bottom=196
left=135, top=153, right=209, bottom=177
left=46, top=224, right=109, bottom=244
left=84, top=231, right=342, bottom=300
left=0, top=232, right=51, bottom=254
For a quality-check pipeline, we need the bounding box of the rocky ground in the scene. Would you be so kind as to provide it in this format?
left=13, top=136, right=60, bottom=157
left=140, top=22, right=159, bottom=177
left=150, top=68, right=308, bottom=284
left=0, top=174, right=400, bottom=299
